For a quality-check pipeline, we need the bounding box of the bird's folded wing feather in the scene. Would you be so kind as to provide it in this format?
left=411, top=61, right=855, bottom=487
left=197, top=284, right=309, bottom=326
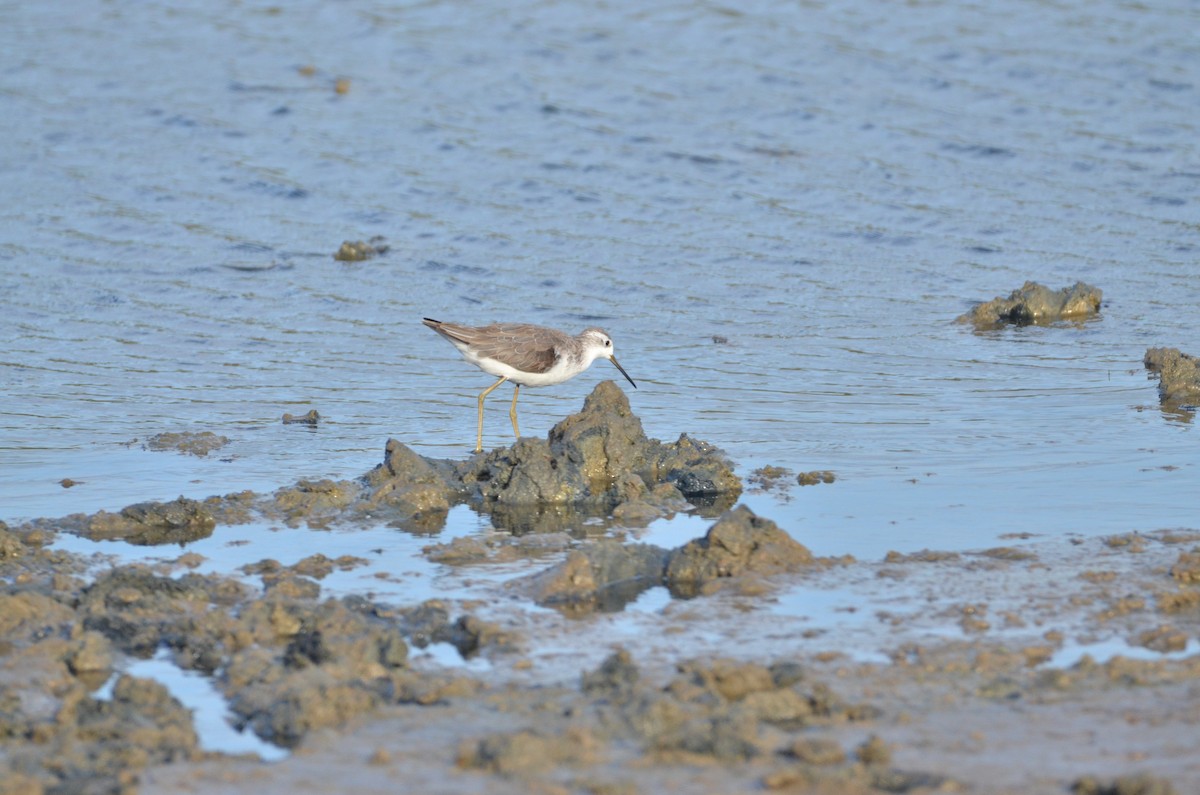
left=438, top=323, right=560, bottom=374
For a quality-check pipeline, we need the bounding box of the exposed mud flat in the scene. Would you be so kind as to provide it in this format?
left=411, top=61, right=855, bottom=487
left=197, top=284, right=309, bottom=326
left=3, top=387, right=1200, bottom=794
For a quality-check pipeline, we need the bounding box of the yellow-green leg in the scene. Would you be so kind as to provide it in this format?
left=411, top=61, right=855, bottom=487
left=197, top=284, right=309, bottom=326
left=509, top=384, right=521, bottom=441
left=476, top=376, right=507, bottom=453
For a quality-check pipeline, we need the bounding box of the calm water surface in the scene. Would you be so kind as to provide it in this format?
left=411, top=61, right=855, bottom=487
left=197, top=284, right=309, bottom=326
left=2, top=0, right=1198, bottom=564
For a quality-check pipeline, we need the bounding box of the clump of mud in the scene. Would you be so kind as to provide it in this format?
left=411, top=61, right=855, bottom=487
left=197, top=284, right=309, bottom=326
left=664, top=505, right=818, bottom=597
left=958, top=280, right=1102, bottom=329
left=145, top=431, right=230, bottom=457
left=282, top=409, right=320, bottom=425
left=332, top=236, right=389, bottom=261
left=1071, top=773, right=1178, bottom=795
left=48, top=496, right=218, bottom=546
left=1144, top=347, right=1200, bottom=414
left=797, top=469, right=835, bottom=486
left=512, top=504, right=836, bottom=612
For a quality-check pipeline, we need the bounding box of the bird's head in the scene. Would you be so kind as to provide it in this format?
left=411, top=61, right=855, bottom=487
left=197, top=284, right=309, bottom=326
left=581, top=327, right=636, bottom=389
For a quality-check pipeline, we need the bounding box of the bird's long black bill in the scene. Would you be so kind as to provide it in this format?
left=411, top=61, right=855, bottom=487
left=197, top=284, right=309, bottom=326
left=609, top=356, right=637, bottom=389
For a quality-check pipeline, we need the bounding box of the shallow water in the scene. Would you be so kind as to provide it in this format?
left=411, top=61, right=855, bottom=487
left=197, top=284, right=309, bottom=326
left=3, top=1, right=1199, bottom=558
left=96, top=650, right=289, bottom=761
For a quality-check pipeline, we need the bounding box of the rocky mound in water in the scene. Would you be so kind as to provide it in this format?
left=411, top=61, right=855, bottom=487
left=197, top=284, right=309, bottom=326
left=433, top=380, right=740, bottom=529
left=357, top=380, right=740, bottom=533
left=1144, top=347, right=1200, bottom=415
left=957, top=280, right=1102, bottom=329
left=26, top=381, right=741, bottom=543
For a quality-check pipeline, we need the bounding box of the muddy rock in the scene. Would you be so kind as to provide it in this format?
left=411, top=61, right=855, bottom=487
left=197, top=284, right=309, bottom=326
left=582, top=650, right=877, bottom=765
left=78, top=566, right=250, bottom=663
left=226, top=641, right=478, bottom=746
left=0, top=591, right=76, bottom=643
left=220, top=597, right=420, bottom=747
left=74, top=496, right=217, bottom=545
left=267, top=478, right=363, bottom=529
left=64, top=675, right=198, bottom=785
left=398, top=601, right=519, bottom=658
left=146, top=430, right=230, bottom=456
left=1144, top=347, right=1200, bottom=411
left=462, top=437, right=585, bottom=505
left=855, top=733, right=893, bottom=765
left=519, top=540, right=669, bottom=613
left=796, top=470, right=835, bottom=486
left=333, top=236, right=389, bottom=262
left=976, top=545, right=1037, bottom=562
left=958, top=280, right=1102, bottom=328
left=1071, top=773, right=1178, bottom=795
left=611, top=480, right=691, bottom=527
left=673, top=658, right=777, bottom=703
left=785, top=736, right=846, bottom=765
left=1168, top=549, right=1200, bottom=584
left=450, top=382, right=741, bottom=530
left=1157, top=589, right=1200, bottom=614
left=581, top=647, right=640, bottom=700
left=647, top=702, right=766, bottom=760
left=665, top=505, right=814, bottom=596
left=65, top=630, right=115, bottom=677
left=457, top=727, right=598, bottom=775
left=1134, top=625, right=1188, bottom=654
left=748, top=465, right=792, bottom=491
left=423, top=535, right=493, bottom=564
left=358, top=439, right=452, bottom=531
left=646, top=433, right=742, bottom=505
left=0, top=523, right=26, bottom=559
left=3, top=672, right=199, bottom=795
left=451, top=615, right=518, bottom=656
left=263, top=573, right=322, bottom=600
left=546, top=379, right=652, bottom=487
left=291, top=553, right=368, bottom=579
left=282, top=409, right=320, bottom=425
left=884, top=549, right=961, bottom=563
left=231, top=668, right=383, bottom=748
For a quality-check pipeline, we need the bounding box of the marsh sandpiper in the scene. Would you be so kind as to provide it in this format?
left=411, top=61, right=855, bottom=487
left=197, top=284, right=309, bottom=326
left=422, top=318, right=637, bottom=453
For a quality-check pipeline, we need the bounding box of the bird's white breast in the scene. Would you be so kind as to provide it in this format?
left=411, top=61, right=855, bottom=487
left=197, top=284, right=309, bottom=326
left=461, top=349, right=583, bottom=387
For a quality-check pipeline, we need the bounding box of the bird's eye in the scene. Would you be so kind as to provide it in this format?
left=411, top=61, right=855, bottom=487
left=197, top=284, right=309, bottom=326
left=605, top=340, right=611, bottom=346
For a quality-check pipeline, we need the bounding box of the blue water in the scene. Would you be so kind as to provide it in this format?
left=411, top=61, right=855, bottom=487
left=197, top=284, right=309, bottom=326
left=2, top=0, right=1198, bottom=564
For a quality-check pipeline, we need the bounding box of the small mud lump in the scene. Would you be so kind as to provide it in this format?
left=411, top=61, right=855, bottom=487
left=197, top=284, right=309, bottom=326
left=665, top=505, right=813, bottom=595
left=958, top=280, right=1102, bottom=329
left=1144, top=347, right=1200, bottom=411
left=80, top=496, right=217, bottom=545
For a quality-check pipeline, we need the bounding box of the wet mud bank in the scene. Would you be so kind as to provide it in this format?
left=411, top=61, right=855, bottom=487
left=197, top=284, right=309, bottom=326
left=3, top=385, right=1200, bottom=794
left=130, top=526, right=1200, bottom=795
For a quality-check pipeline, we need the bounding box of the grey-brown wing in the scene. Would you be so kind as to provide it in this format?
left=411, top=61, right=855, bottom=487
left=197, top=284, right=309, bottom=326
left=429, top=321, right=562, bottom=374
left=471, top=324, right=561, bottom=374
